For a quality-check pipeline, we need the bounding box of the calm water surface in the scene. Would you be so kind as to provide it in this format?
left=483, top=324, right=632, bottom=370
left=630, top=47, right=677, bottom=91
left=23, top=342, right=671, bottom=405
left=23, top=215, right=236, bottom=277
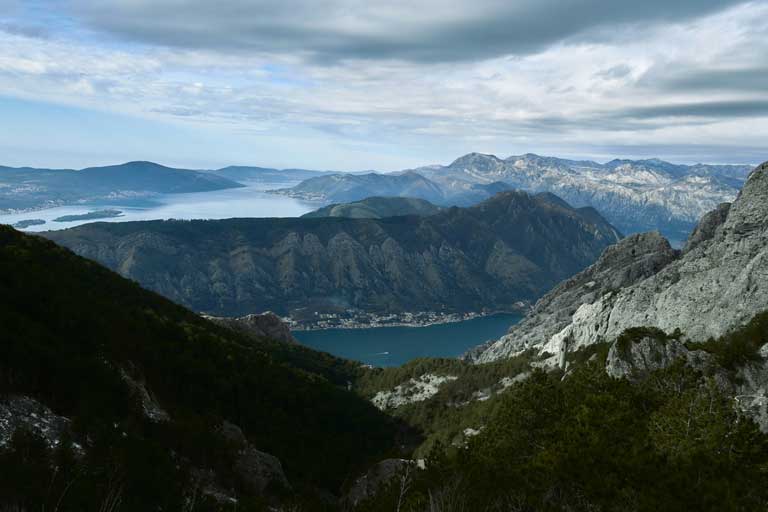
left=295, top=313, right=521, bottom=367
left=1, top=181, right=320, bottom=231
left=3, top=184, right=522, bottom=367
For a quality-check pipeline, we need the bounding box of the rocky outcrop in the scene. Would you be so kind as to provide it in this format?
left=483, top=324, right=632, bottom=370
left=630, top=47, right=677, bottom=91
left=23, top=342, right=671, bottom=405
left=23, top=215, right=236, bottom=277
left=473, top=232, right=677, bottom=362
left=206, top=312, right=298, bottom=344
left=682, top=202, right=730, bottom=253
left=602, top=334, right=768, bottom=432
left=344, top=459, right=416, bottom=507
left=605, top=334, right=712, bottom=381
left=0, top=396, right=73, bottom=449
left=119, top=366, right=171, bottom=422
left=218, top=421, right=290, bottom=494
left=372, top=374, right=458, bottom=411
left=474, top=161, right=768, bottom=365
left=734, top=344, right=768, bottom=433
left=45, top=191, right=620, bottom=317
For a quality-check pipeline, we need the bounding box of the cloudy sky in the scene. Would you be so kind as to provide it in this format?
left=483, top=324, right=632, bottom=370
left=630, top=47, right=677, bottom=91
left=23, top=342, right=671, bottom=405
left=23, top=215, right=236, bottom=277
left=1, top=0, right=767, bottom=170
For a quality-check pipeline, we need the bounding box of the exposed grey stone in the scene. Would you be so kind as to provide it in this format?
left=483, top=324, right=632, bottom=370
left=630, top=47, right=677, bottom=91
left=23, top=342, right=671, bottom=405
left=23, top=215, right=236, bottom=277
left=475, top=161, right=768, bottom=366
left=605, top=336, right=713, bottom=381
left=0, top=395, right=72, bottom=449
left=683, top=202, right=731, bottom=254
left=344, top=459, right=415, bottom=507
left=119, top=367, right=171, bottom=423
left=733, top=345, right=768, bottom=433
left=217, top=421, right=290, bottom=494
left=474, top=231, right=677, bottom=362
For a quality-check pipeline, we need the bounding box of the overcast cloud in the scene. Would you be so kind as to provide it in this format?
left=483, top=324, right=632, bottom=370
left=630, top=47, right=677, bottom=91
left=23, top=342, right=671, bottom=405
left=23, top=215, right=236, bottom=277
left=0, top=0, right=765, bottom=169
left=71, top=0, right=745, bottom=62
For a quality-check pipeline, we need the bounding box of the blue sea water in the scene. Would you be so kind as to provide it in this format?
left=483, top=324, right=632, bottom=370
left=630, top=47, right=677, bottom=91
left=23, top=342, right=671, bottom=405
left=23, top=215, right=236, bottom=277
left=294, top=313, right=522, bottom=367
left=0, top=181, right=319, bottom=231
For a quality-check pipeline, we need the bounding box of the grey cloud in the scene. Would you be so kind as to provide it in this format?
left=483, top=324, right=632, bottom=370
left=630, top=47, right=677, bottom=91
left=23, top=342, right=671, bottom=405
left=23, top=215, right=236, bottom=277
left=595, top=64, right=633, bottom=80
left=559, top=143, right=766, bottom=165
left=653, top=68, right=768, bottom=93
left=0, top=21, right=49, bottom=38
left=621, top=99, right=768, bottom=120
left=503, top=99, right=768, bottom=136
left=71, top=0, right=747, bottom=62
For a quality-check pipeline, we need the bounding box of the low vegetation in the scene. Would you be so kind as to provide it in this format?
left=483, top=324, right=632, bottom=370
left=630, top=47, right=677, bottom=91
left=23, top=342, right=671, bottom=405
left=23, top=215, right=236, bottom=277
left=687, top=311, right=768, bottom=370
left=0, top=225, right=402, bottom=510
left=354, top=309, right=768, bottom=511
left=356, top=352, right=537, bottom=457
left=4, top=222, right=768, bottom=511
left=358, top=361, right=768, bottom=511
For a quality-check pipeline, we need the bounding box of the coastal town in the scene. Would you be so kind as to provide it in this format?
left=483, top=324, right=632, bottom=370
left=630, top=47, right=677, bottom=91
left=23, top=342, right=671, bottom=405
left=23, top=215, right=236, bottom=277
left=284, top=304, right=529, bottom=331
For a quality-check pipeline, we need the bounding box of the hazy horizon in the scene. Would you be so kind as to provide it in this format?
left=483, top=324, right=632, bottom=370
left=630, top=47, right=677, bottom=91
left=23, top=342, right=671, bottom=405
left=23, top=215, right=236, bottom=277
left=0, top=150, right=761, bottom=174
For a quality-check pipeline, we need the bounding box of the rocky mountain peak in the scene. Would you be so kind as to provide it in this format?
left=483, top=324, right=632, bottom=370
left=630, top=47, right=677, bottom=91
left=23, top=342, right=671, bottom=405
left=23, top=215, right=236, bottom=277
left=472, top=231, right=676, bottom=362
left=683, top=202, right=730, bottom=254
left=588, top=231, right=676, bottom=277
left=448, top=152, right=504, bottom=170
left=473, top=160, right=768, bottom=364
left=722, top=160, right=768, bottom=235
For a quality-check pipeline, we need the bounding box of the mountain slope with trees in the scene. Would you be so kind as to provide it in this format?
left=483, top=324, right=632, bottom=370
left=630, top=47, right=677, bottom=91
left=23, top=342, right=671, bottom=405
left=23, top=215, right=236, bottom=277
left=44, top=191, right=621, bottom=318
left=0, top=225, right=403, bottom=510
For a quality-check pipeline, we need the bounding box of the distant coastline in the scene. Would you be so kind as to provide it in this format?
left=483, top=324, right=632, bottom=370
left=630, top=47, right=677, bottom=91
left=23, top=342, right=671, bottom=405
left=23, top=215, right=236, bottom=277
left=12, top=219, right=46, bottom=229
left=286, top=308, right=527, bottom=331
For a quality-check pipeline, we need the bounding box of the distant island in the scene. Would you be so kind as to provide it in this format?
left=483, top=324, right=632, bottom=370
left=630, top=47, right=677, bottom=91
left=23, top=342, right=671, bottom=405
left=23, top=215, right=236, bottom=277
left=53, top=209, right=123, bottom=223
left=12, top=219, right=46, bottom=229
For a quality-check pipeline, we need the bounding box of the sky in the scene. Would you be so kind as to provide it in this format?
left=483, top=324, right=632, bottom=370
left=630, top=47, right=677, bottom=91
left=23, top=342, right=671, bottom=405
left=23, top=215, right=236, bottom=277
left=0, top=0, right=767, bottom=170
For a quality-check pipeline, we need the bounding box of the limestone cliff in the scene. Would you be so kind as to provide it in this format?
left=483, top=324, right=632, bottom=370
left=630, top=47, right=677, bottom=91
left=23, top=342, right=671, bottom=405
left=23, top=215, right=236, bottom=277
left=475, top=161, right=768, bottom=364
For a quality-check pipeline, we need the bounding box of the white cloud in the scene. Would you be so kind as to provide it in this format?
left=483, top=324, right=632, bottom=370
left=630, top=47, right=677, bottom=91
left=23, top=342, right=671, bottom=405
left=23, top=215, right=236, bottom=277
left=0, top=1, right=765, bottom=168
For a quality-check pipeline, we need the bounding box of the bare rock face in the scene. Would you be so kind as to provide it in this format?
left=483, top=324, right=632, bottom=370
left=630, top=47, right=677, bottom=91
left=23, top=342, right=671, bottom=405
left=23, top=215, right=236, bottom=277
left=119, top=366, right=171, bottom=423
left=206, top=312, right=298, bottom=344
left=474, top=161, right=768, bottom=364
left=344, top=459, right=414, bottom=507
left=217, top=421, right=290, bottom=494
left=604, top=335, right=768, bottom=432
left=0, top=396, right=72, bottom=449
left=605, top=334, right=712, bottom=381
left=683, top=202, right=731, bottom=254
left=473, top=232, right=678, bottom=362
left=733, top=344, right=768, bottom=433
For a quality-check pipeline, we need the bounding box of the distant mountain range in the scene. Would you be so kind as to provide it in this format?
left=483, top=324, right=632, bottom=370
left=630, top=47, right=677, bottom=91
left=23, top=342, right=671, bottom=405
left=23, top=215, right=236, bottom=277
left=301, top=196, right=443, bottom=219
left=276, top=172, right=447, bottom=204
left=276, top=153, right=754, bottom=243
left=3, top=154, right=753, bottom=243
left=211, top=165, right=338, bottom=183
left=44, top=191, right=621, bottom=318
left=273, top=171, right=514, bottom=207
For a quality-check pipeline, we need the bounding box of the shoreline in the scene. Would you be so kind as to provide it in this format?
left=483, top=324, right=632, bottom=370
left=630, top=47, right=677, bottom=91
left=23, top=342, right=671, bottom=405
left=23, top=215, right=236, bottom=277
left=286, top=309, right=525, bottom=332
